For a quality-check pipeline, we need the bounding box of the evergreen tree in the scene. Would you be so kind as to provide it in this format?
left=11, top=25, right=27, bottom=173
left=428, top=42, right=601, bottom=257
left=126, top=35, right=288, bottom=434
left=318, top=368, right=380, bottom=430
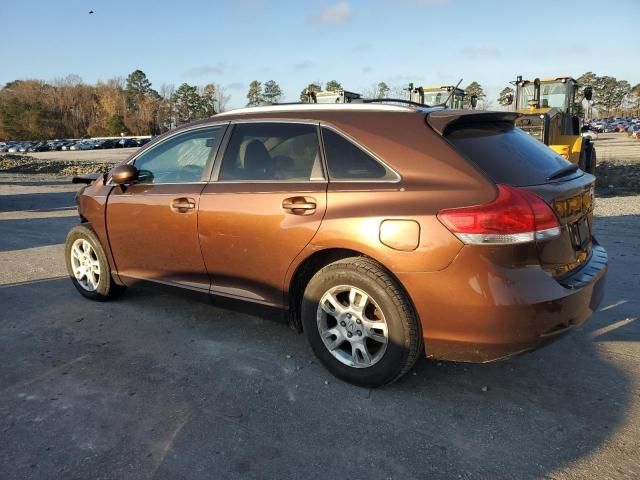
left=464, top=81, right=486, bottom=109
left=375, top=82, right=390, bottom=99
left=497, top=87, right=514, bottom=106
left=172, top=83, right=202, bottom=123
left=299, top=83, right=322, bottom=102
left=246, top=81, right=263, bottom=107
left=325, top=80, right=342, bottom=92
left=263, top=80, right=283, bottom=104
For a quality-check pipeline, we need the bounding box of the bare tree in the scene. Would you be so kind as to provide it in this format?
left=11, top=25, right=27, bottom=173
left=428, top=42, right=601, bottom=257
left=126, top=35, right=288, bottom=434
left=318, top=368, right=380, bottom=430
left=215, top=84, right=231, bottom=112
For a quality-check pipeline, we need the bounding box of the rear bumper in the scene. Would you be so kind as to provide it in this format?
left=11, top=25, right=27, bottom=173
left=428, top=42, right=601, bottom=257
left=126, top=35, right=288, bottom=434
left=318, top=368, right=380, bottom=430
left=398, top=243, right=607, bottom=362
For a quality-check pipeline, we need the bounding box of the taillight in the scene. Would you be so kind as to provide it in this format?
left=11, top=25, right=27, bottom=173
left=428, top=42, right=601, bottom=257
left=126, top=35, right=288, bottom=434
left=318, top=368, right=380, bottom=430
left=437, top=184, right=561, bottom=245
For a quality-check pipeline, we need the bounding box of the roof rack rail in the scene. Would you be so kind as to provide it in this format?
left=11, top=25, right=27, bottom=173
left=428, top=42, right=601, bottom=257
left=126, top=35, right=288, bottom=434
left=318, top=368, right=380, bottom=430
left=356, top=98, right=431, bottom=108
left=268, top=101, right=308, bottom=106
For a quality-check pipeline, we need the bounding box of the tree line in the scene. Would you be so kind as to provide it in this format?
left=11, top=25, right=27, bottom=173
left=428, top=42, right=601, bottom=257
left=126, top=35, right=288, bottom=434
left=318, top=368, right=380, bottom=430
left=0, top=70, right=230, bottom=141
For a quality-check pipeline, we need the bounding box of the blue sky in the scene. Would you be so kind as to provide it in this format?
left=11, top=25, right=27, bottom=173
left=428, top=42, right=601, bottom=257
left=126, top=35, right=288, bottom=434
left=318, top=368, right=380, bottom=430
left=2, top=0, right=639, bottom=108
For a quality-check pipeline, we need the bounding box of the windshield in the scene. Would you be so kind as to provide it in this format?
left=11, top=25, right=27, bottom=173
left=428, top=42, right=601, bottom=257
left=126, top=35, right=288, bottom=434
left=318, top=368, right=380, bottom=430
left=517, top=82, right=569, bottom=111
left=424, top=91, right=450, bottom=106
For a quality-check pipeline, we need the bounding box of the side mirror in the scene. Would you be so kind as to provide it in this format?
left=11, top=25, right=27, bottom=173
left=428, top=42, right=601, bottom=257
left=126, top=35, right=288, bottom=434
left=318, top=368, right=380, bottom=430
left=470, top=95, right=478, bottom=109
left=111, top=164, right=139, bottom=185
left=583, top=86, right=593, bottom=101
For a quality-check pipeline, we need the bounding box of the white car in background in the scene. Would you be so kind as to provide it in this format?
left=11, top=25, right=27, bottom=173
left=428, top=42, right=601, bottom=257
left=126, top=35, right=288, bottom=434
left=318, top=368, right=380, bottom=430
left=581, top=130, right=598, bottom=141
left=69, top=141, right=96, bottom=151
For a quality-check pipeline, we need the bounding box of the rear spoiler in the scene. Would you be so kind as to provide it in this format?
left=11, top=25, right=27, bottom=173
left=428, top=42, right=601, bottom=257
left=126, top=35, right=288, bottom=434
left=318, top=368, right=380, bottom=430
left=71, top=173, right=101, bottom=185
left=426, top=110, right=520, bottom=136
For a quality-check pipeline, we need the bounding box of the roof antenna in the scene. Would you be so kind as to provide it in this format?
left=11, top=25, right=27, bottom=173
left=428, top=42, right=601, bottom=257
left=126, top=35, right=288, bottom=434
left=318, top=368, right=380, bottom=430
left=433, top=78, right=463, bottom=108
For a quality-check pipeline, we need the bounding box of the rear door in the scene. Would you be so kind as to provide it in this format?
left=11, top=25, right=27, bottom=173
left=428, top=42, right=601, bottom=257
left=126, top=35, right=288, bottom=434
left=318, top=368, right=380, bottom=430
left=106, top=124, right=226, bottom=290
left=444, top=120, right=595, bottom=277
left=198, top=121, right=327, bottom=308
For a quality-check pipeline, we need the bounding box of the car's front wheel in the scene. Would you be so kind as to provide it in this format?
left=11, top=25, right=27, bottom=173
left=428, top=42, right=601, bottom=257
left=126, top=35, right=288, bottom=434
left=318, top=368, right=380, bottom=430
left=301, top=257, right=422, bottom=387
left=65, top=224, right=126, bottom=301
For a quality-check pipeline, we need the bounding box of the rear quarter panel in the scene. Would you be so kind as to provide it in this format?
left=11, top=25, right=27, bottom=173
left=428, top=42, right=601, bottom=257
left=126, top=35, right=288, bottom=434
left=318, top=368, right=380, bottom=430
left=284, top=112, right=497, bottom=288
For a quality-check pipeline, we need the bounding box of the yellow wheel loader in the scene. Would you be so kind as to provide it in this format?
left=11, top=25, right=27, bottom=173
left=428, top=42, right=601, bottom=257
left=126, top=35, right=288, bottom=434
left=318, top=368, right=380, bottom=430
left=506, top=76, right=596, bottom=174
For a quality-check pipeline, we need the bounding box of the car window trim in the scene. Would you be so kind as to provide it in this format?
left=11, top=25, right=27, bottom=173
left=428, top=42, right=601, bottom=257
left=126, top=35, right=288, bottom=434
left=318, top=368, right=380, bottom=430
left=209, top=119, right=328, bottom=184
left=106, top=122, right=229, bottom=186
left=318, top=124, right=402, bottom=184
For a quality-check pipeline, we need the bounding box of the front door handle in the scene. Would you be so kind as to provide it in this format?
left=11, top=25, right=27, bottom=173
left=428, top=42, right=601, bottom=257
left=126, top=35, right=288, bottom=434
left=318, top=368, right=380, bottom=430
left=282, top=196, right=317, bottom=215
left=171, top=197, right=196, bottom=213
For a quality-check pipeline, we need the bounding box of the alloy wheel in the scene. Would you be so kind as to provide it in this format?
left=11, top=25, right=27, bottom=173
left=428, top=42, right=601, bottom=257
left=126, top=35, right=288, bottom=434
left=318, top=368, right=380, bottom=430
left=70, top=238, right=101, bottom=292
left=316, top=285, right=389, bottom=368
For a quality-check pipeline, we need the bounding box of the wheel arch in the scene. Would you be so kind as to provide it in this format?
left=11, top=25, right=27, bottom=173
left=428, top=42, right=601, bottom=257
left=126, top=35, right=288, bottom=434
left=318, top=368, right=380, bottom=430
left=286, top=247, right=420, bottom=334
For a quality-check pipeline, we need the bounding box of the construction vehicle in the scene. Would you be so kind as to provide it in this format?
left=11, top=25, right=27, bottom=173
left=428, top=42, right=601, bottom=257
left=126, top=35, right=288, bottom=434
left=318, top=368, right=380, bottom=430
left=505, top=75, right=595, bottom=174
left=304, top=89, right=362, bottom=104
left=408, top=84, right=472, bottom=109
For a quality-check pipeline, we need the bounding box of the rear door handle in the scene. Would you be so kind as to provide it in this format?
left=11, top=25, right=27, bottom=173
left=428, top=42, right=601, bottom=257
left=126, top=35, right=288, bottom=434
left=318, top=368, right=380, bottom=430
left=171, top=197, right=196, bottom=213
left=282, top=196, right=317, bottom=215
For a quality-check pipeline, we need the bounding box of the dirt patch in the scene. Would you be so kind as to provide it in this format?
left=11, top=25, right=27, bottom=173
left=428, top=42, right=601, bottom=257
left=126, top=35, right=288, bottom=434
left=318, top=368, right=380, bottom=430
left=595, top=161, right=640, bottom=195
left=0, top=154, right=115, bottom=176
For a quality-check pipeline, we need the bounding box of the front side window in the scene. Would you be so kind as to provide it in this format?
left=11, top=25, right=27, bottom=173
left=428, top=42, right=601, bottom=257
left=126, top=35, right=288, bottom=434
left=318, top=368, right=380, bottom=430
left=134, top=126, right=224, bottom=184
left=219, top=123, right=322, bottom=181
left=321, top=127, right=397, bottom=181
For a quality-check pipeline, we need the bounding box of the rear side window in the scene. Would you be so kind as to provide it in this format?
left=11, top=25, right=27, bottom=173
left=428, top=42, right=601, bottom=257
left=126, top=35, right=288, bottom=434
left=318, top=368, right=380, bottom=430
left=446, top=122, right=577, bottom=186
left=321, top=128, right=397, bottom=181
left=219, top=123, right=322, bottom=181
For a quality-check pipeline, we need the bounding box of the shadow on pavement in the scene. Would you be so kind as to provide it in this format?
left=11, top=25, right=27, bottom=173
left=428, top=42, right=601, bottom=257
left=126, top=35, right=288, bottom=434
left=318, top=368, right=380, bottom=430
left=0, top=216, right=78, bottom=252
left=0, top=191, right=77, bottom=213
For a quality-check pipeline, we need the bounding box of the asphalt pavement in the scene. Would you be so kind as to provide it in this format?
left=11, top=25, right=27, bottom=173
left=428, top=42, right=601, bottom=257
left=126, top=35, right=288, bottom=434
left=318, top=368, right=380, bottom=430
left=0, top=175, right=638, bottom=480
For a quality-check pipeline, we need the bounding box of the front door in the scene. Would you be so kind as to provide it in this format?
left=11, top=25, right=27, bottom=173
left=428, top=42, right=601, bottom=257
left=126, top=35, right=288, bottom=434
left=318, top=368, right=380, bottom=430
left=198, top=122, right=327, bottom=307
left=106, top=124, right=226, bottom=290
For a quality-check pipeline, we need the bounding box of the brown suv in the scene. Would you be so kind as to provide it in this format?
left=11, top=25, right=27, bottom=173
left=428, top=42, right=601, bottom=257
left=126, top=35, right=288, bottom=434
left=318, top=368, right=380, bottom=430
left=66, top=104, right=607, bottom=387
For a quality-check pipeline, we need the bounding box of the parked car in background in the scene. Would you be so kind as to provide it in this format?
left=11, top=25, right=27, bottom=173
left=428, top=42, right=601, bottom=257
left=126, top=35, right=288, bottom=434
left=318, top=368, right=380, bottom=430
left=626, top=124, right=640, bottom=136
left=116, top=138, right=139, bottom=148
left=70, top=141, right=97, bottom=151
left=94, top=139, right=118, bottom=149
left=31, top=142, right=50, bottom=152
left=66, top=104, right=607, bottom=387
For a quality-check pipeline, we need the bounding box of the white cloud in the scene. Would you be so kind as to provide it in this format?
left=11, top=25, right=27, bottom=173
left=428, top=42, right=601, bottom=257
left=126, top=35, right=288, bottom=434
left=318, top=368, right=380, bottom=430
left=459, top=47, right=501, bottom=60
left=311, top=2, right=353, bottom=24
left=183, top=64, right=226, bottom=77
left=292, top=61, right=315, bottom=71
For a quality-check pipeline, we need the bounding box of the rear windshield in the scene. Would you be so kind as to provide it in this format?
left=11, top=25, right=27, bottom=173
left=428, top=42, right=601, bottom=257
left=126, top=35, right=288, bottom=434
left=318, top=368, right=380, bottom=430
left=446, top=121, right=580, bottom=186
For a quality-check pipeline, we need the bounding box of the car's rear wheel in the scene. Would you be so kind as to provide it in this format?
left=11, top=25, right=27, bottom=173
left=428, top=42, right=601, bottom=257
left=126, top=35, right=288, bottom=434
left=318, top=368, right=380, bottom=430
left=301, top=257, right=421, bottom=387
left=65, top=224, right=125, bottom=301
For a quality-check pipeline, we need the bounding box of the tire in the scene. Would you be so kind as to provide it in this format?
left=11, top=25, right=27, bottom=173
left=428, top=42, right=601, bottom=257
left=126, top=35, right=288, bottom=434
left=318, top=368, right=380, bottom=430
left=580, top=141, right=596, bottom=175
left=301, top=257, right=422, bottom=387
left=65, top=224, right=126, bottom=301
